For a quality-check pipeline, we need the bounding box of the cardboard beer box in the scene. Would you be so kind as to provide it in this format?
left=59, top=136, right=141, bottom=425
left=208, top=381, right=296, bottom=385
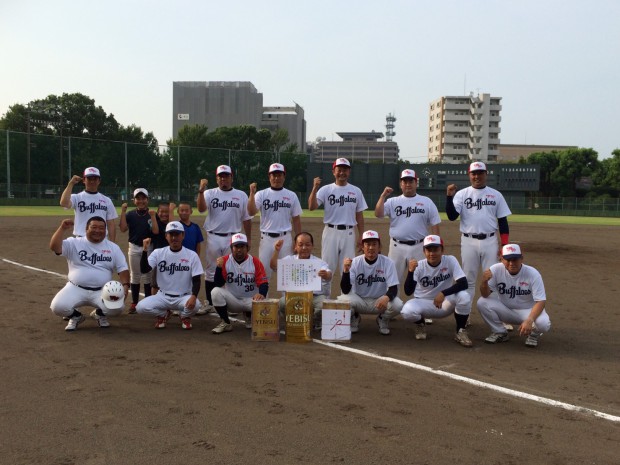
left=251, top=299, right=280, bottom=342
left=321, top=299, right=351, bottom=342
left=285, top=291, right=313, bottom=343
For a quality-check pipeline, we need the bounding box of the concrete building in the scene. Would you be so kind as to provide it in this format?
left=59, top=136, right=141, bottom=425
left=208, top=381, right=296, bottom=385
left=428, top=93, right=502, bottom=164
left=313, top=132, right=399, bottom=164
left=261, top=104, right=306, bottom=152
left=172, top=81, right=306, bottom=151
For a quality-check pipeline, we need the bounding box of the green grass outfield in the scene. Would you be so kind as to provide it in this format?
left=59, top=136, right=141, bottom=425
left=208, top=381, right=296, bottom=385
left=1, top=206, right=619, bottom=226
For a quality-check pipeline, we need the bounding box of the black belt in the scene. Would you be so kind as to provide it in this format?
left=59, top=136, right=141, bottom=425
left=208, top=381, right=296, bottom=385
left=262, top=231, right=287, bottom=238
left=393, top=238, right=423, bottom=246
left=327, top=224, right=354, bottom=230
left=162, top=291, right=188, bottom=298
left=463, top=232, right=495, bottom=240
left=208, top=231, right=233, bottom=237
left=71, top=282, right=102, bottom=291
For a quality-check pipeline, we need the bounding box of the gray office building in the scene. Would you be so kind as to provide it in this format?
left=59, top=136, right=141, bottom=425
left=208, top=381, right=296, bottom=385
left=173, top=81, right=306, bottom=151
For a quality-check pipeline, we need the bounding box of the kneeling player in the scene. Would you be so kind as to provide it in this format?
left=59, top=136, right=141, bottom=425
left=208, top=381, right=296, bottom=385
left=401, top=235, right=473, bottom=347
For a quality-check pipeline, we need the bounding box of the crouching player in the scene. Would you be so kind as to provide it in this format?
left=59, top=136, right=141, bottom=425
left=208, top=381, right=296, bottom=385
left=478, top=244, right=551, bottom=348
left=401, top=235, right=473, bottom=347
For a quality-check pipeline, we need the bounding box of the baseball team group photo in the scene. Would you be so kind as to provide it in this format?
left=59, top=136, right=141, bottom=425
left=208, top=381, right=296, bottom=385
left=1, top=157, right=618, bottom=464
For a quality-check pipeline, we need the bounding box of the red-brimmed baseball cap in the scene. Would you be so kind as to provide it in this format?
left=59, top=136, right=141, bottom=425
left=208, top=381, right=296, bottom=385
left=332, top=158, right=351, bottom=169
left=216, top=165, right=232, bottom=175
left=423, top=235, right=444, bottom=248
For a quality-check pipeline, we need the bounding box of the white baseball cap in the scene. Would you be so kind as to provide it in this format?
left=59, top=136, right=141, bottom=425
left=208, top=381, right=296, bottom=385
left=133, top=188, right=149, bottom=198
left=332, top=158, right=351, bottom=168
left=400, top=169, right=417, bottom=179
left=216, top=165, right=232, bottom=175
left=502, top=244, right=522, bottom=259
left=165, top=221, right=184, bottom=233
left=83, top=167, right=101, bottom=178
left=468, top=161, right=487, bottom=172
left=231, top=233, right=248, bottom=245
left=268, top=163, right=285, bottom=174
left=361, top=230, right=380, bottom=242
left=423, top=235, right=444, bottom=248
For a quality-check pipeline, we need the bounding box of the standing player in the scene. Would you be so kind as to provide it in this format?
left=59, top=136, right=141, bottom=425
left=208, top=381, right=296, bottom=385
left=308, top=158, right=367, bottom=276
left=375, top=169, right=441, bottom=280
left=197, top=165, right=252, bottom=312
left=210, top=234, right=269, bottom=334
left=119, top=188, right=159, bottom=313
left=478, top=244, right=551, bottom=347
left=401, top=235, right=473, bottom=347
left=338, top=230, right=403, bottom=335
left=50, top=217, right=129, bottom=331
left=446, top=161, right=512, bottom=301
left=169, top=202, right=204, bottom=255
left=136, top=221, right=204, bottom=330
left=150, top=202, right=170, bottom=295
left=59, top=167, right=117, bottom=241
left=248, top=162, right=302, bottom=280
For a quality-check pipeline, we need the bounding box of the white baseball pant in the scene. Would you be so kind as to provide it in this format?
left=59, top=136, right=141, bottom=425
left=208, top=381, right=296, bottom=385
left=259, top=232, right=293, bottom=280
left=460, top=235, right=500, bottom=300
left=337, top=293, right=403, bottom=320
left=51, top=282, right=123, bottom=318
left=321, top=226, right=356, bottom=276
left=205, top=233, right=234, bottom=281
left=388, top=239, right=425, bottom=282
left=128, top=242, right=153, bottom=284
left=135, top=291, right=201, bottom=318
left=401, top=291, right=472, bottom=322
left=477, top=297, right=551, bottom=334
left=211, top=287, right=253, bottom=313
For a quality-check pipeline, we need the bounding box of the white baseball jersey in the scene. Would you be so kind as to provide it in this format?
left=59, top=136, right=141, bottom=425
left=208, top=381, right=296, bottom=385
left=66, top=191, right=118, bottom=236
left=316, top=183, right=368, bottom=225
left=348, top=254, right=399, bottom=299
left=283, top=254, right=331, bottom=296
left=219, top=254, right=268, bottom=299
left=412, top=255, right=466, bottom=299
left=255, top=187, right=302, bottom=232
left=202, top=187, right=252, bottom=233
left=147, top=246, right=204, bottom=295
left=452, top=186, right=511, bottom=233
left=62, top=237, right=128, bottom=287
left=486, top=262, right=546, bottom=309
left=384, top=194, right=441, bottom=240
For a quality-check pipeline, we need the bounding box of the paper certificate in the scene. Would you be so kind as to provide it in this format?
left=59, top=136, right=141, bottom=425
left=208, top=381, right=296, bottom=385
left=277, top=257, right=322, bottom=292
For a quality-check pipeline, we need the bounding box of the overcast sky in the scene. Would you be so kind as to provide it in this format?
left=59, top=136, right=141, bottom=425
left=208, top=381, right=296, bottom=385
left=1, top=0, right=618, bottom=161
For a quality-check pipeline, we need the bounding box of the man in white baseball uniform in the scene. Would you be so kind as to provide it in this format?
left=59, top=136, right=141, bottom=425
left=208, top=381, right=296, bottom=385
left=446, top=161, right=512, bottom=301
left=136, top=221, right=204, bottom=330
left=50, top=216, right=129, bottom=331
left=375, top=169, right=441, bottom=280
left=210, top=233, right=269, bottom=334
left=308, top=157, right=367, bottom=276
left=338, top=230, right=403, bottom=335
left=197, top=165, right=252, bottom=312
left=248, top=162, right=302, bottom=280
left=59, top=166, right=118, bottom=241
left=401, top=235, right=473, bottom=347
left=478, top=244, right=551, bottom=347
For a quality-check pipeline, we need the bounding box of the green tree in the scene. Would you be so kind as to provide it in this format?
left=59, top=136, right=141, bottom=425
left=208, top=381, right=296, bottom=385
left=552, top=148, right=600, bottom=197
left=592, top=148, right=620, bottom=196
left=519, top=150, right=561, bottom=197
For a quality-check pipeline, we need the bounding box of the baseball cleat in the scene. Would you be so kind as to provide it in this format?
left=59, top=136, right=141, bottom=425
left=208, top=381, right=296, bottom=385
left=65, top=314, right=86, bottom=331
left=244, top=312, right=252, bottom=329
left=454, top=328, right=473, bottom=347
left=484, top=332, right=510, bottom=344
left=128, top=303, right=137, bottom=314
left=155, top=310, right=172, bottom=329
left=503, top=322, right=514, bottom=332
left=180, top=317, right=192, bottom=330
left=212, top=321, right=233, bottom=334
left=414, top=323, right=427, bottom=340
left=525, top=333, right=540, bottom=348
left=350, top=313, right=361, bottom=333
left=90, top=310, right=110, bottom=328
left=376, top=315, right=390, bottom=335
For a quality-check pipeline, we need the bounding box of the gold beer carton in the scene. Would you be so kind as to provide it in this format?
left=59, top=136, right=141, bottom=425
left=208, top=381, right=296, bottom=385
left=321, top=299, right=351, bottom=342
left=251, top=299, right=280, bottom=342
left=285, top=291, right=313, bottom=343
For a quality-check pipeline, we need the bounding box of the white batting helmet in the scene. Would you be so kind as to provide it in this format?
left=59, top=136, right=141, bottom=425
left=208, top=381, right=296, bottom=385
left=100, top=281, right=125, bottom=310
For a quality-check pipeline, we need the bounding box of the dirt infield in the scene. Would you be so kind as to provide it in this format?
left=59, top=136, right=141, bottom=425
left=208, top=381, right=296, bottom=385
left=1, top=216, right=619, bottom=465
